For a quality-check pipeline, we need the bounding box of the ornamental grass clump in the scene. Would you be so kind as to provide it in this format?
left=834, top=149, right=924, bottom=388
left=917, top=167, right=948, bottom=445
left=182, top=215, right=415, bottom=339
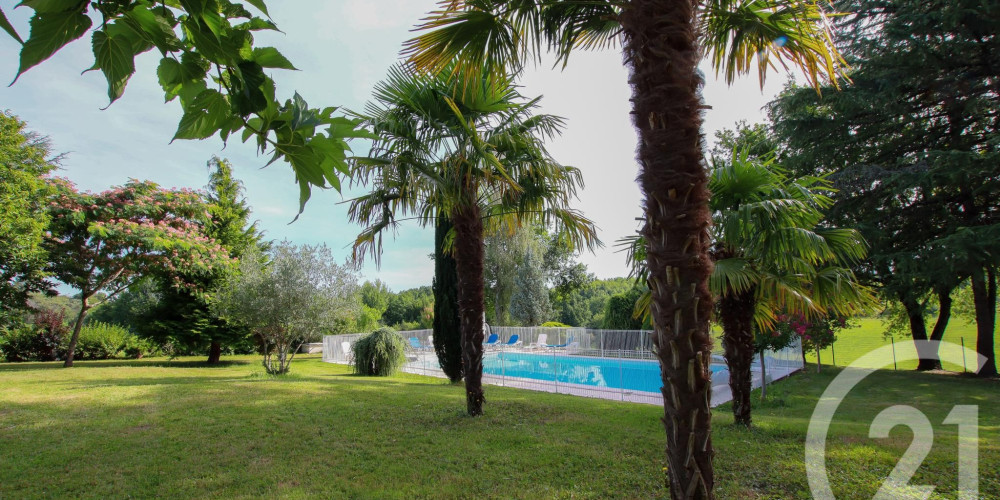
left=352, top=327, right=406, bottom=376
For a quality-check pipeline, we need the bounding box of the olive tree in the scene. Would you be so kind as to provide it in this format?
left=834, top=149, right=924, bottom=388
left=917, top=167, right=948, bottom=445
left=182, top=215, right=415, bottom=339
left=212, top=241, right=358, bottom=374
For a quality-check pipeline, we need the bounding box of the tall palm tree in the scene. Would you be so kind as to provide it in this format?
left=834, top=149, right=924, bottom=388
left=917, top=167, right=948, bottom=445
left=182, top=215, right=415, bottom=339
left=708, top=150, right=873, bottom=426
left=347, top=64, right=599, bottom=416
left=404, top=2, right=845, bottom=496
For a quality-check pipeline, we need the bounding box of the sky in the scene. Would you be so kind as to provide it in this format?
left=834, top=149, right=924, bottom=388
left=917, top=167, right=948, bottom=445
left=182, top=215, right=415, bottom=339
left=0, top=0, right=792, bottom=293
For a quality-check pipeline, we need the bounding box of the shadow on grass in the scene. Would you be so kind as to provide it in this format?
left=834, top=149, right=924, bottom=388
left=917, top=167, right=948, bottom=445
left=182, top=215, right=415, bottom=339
left=0, top=358, right=253, bottom=372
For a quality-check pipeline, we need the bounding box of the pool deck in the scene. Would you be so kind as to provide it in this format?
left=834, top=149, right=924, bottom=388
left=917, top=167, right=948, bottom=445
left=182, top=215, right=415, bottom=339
left=397, top=351, right=801, bottom=407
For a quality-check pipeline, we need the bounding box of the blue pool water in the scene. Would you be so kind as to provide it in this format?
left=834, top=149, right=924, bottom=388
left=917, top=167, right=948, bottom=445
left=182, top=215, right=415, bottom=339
left=483, top=352, right=727, bottom=393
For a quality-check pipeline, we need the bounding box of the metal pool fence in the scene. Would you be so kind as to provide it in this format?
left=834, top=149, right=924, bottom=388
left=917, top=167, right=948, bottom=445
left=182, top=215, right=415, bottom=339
left=323, top=327, right=804, bottom=406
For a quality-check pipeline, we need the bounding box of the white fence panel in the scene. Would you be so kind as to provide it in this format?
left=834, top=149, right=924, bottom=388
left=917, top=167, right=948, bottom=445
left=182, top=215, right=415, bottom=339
left=322, top=327, right=806, bottom=407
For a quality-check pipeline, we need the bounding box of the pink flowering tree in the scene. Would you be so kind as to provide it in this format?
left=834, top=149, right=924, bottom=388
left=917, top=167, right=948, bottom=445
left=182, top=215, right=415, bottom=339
left=44, top=178, right=232, bottom=367
left=769, top=313, right=847, bottom=374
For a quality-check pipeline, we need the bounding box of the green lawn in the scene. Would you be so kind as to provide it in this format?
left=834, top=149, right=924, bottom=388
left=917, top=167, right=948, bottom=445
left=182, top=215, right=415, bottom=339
left=803, top=318, right=997, bottom=372
left=0, top=355, right=997, bottom=499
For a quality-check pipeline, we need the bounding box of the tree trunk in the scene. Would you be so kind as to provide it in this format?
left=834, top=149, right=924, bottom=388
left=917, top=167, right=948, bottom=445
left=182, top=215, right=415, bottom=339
left=64, top=295, right=91, bottom=368
left=901, top=295, right=939, bottom=371
left=759, top=350, right=767, bottom=401
left=433, top=214, right=464, bottom=383
left=720, top=288, right=755, bottom=427
left=970, top=267, right=998, bottom=377
left=920, top=287, right=953, bottom=370
left=621, top=1, right=715, bottom=497
left=815, top=346, right=821, bottom=373
left=207, top=341, right=222, bottom=364
left=452, top=201, right=486, bottom=415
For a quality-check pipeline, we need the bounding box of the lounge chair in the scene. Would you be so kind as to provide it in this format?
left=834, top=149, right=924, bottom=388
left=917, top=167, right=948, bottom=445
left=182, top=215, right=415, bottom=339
left=546, top=337, right=574, bottom=349
left=501, top=334, right=521, bottom=348
left=483, top=333, right=499, bottom=347
left=527, top=333, right=548, bottom=349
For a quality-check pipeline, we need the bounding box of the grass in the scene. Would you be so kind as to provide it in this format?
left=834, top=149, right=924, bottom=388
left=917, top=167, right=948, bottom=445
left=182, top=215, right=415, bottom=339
left=0, top=355, right=997, bottom=499
left=803, top=317, right=997, bottom=372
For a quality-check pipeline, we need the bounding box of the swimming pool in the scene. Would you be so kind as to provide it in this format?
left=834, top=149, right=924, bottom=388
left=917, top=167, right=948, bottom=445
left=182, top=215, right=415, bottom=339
left=483, top=351, right=727, bottom=393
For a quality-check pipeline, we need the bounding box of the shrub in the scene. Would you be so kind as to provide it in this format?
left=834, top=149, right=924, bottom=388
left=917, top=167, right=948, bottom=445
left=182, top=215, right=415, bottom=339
left=74, top=322, right=132, bottom=360
left=0, top=310, right=69, bottom=362
left=32, top=309, right=70, bottom=361
left=540, top=321, right=570, bottom=328
left=352, top=327, right=406, bottom=376
left=0, top=325, right=40, bottom=362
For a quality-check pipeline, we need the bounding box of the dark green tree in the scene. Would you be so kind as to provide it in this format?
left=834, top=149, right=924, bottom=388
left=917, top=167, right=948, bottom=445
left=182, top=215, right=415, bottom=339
left=0, top=111, right=58, bottom=325
left=550, top=278, right=631, bottom=328
left=382, top=286, right=434, bottom=328
left=510, top=249, right=550, bottom=326
left=769, top=0, right=1000, bottom=376
left=138, top=158, right=265, bottom=362
left=359, top=280, right=392, bottom=317
left=601, top=287, right=646, bottom=330
left=432, top=215, right=462, bottom=383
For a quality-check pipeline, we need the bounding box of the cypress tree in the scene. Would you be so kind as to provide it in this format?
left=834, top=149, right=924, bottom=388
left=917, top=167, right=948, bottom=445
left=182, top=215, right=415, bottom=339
left=432, top=215, right=463, bottom=382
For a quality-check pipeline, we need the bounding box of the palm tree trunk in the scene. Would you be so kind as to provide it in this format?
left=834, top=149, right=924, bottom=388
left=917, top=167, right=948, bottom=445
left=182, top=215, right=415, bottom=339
left=621, top=1, right=715, bottom=497
left=720, top=289, right=755, bottom=426
left=452, top=200, right=486, bottom=415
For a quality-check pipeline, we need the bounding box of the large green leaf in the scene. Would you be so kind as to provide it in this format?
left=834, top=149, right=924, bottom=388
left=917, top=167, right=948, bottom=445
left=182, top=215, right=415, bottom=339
left=251, top=47, right=295, bottom=70
left=173, top=89, right=231, bottom=140
left=181, top=17, right=229, bottom=63
left=230, top=61, right=267, bottom=116
left=13, top=9, right=92, bottom=83
left=16, top=0, right=81, bottom=14
left=157, top=53, right=211, bottom=102
left=91, top=30, right=137, bottom=104
left=123, top=5, right=182, bottom=52
left=234, top=17, right=277, bottom=32
left=0, top=8, right=23, bottom=43
left=242, top=0, right=269, bottom=18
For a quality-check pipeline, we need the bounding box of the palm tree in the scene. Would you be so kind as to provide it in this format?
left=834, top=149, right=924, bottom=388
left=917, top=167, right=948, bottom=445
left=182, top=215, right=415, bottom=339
left=347, top=64, right=599, bottom=416
left=404, top=2, right=845, bottom=496
left=708, top=150, right=873, bottom=426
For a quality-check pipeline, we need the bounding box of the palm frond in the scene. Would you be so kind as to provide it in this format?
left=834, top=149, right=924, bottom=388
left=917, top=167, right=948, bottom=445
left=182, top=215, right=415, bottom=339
left=710, top=257, right=760, bottom=296
left=701, top=0, right=849, bottom=90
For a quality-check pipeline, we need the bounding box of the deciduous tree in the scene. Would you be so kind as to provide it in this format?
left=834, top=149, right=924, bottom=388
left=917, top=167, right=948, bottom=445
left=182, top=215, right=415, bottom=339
left=769, top=0, right=1000, bottom=376
left=0, top=111, right=58, bottom=325
left=45, top=178, right=231, bottom=367
left=1, top=0, right=367, bottom=214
